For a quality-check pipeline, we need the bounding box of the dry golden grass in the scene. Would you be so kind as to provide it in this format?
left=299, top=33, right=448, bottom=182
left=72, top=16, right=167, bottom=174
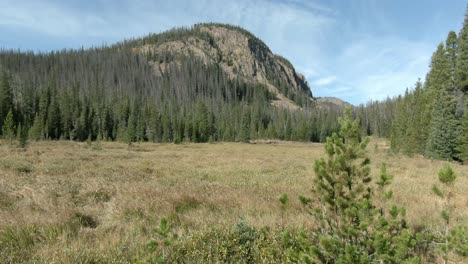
left=0, top=138, right=466, bottom=262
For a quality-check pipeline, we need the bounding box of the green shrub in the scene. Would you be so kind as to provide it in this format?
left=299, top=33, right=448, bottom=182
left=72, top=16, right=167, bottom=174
left=296, top=108, right=420, bottom=263
left=164, top=224, right=292, bottom=263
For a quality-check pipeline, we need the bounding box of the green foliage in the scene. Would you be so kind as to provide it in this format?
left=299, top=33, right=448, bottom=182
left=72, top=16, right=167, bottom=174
left=432, top=164, right=467, bottom=262
left=438, top=163, right=457, bottom=184
left=432, top=185, right=444, bottom=198
left=158, top=224, right=296, bottom=263
left=0, top=23, right=338, bottom=145
left=377, top=162, right=393, bottom=189
left=450, top=225, right=468, bottom=257
left=0, top=71, right=13, bottom=132
left=142, top=218, right=178, bottom=263
left=456, top=99, right=468, bottom=162
left=2, top=109, right=15, bottom=142
left=456, top=7, right=468, bottom=93
left=357, top=12, right=468, bottom=162
left=425, top=89, right=461, bottom=160
left=297, top=107, right=420, bottom=263
left=279, top=193, right=289, bottom=207
left=17, top=123, right=28, bottom=148
left=29, top=114, right=44, bottom=141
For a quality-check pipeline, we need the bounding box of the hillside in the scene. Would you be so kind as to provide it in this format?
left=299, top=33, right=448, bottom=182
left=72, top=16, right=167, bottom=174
left=133, top=23, right=312, bottom=109
left=0, top=24, right=343, bottom=143
left=315, top=96, right=352, bottom=109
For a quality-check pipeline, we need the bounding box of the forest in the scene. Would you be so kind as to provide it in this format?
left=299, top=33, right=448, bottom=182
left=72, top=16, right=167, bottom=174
left=355, top=12, right=468, bottom=162
left=0, top=24, right=339, bottom=146
left=2, top=13, right=466, bottom=163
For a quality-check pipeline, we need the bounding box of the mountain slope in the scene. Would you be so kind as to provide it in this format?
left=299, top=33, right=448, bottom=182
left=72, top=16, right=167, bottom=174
left=315, top=97, right=352, bottom=109
left=0, top=23, right=343, bottom=143
left=131, top=23, right=312, bottom=109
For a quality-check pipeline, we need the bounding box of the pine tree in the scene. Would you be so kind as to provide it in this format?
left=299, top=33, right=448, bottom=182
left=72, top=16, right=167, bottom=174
left=408, top=80, right=428, bottom=154
left=47, top=97, right=62, bottom=139
left=183, top=113, right=193, bottom=142
left=455, top=6, right=468, bottom=93
left=29, top=114, right=44, bottom=141
left=431, top=164, right=463, bottom=263
left=161, top=108, right=172, bottom=142
left=239, top=107, right=250, bottom=143
left=295, top=107, right=418, bottom=263
left=390, top=94, right=408, bottom=152
left=426, top=89, right=461, bottom=160
left=446, top=31, right=458, bottom=90
left=267, top=121, right=277, bottom=139
left=2, top=109, right=15, bottom=143
left=195, top=101, right=210, bottom=143
left=17, top=123, right=28, bottom=148
left=457, top=99, right=468, bottom=162
left=127, top=108, right=137, bottom=143
left=0, top=71, right=13, bottom=132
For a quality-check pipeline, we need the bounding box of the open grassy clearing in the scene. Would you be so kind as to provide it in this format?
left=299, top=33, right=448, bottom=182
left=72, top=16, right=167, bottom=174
left=0, top=139, right=466, bottom=262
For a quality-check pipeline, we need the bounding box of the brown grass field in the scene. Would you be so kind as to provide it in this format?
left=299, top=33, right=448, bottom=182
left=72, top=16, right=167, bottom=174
left=0, top=139, right=467, bottom=262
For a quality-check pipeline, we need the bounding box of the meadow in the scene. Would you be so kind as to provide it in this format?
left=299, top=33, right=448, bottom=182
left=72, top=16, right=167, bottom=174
left=0, top=139, right=466, bottom=263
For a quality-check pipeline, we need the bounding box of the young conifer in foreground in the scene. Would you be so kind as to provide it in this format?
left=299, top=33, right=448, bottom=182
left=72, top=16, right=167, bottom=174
left=432, top=164, right=468, bottom=263
left=296, top=107, right=419, bottom=263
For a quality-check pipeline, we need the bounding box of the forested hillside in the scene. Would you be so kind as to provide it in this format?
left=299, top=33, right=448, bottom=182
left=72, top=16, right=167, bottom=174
left=0, top=23, right=342, bottom=144
left=357, top=9, right=468, bottom=162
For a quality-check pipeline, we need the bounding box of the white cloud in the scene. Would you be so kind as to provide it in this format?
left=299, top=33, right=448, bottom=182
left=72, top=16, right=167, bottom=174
left=0, top=0, right=446, bottom=105
left=313, top=76, right=337, bottom=86
left=332, top=36, right=432, bottom=104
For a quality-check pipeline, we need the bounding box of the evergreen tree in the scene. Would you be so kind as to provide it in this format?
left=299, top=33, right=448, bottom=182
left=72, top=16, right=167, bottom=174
left=239, top=107, right=250, bottom=143
left=127, top=105, right=138, bottom=143
left=446, top=31, right=458, bottom=90
left=455, top=6, right=468, bottom=93
left=426, top=43, right=451, bottom=103
left=295, top=108, right=418, bottom=263
left=47, top=97, right=62, bottom=139
left=195, top=101, right=210, bottom=142
left=17, top=123, right=28, bottom=148
left=431, top=164, right=466, bottom=263
left=184, top=113, right=193, bottom=142
left=2, top=109, right=15, bottom=142
left=267, top=122, right=277, bottom=139
left=0, top=24, right=343, bottom=146
left=29, top=114, right=44, bottom=141
left=426, top=89, right=461, bottom=160
left=0, top=71, right=13, bottom=132
left=161, top=107, right=172, bottom=142
left=457, top=99, right=468, bottom=162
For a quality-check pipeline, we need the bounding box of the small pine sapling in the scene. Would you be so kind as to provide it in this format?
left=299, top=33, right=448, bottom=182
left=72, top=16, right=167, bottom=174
left=432, top=164, right=467, bottom=263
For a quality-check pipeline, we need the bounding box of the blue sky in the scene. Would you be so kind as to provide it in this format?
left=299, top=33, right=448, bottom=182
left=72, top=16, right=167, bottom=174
left=0, top=0, right=466, bottom=104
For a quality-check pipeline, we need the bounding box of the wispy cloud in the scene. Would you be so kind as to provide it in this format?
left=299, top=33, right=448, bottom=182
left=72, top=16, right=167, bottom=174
left=314, top=76, right=337, bottom=86
left=0, top=0, right=465, bottom=104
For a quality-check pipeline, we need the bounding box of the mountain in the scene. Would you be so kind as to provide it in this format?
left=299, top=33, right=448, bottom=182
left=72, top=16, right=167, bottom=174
left=315, top=97, right=352, bottom=109
left=0, top=23, right=342, bottom=143
left=131, top=23, right=313, bottom=109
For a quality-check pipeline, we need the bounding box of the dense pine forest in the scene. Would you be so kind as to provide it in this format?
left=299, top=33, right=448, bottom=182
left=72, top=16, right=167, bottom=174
left=357, top=10, right=468, bottom=163
left=0, top=24, right=341, bottom=145
left=1, top=15, right=467, bottom=163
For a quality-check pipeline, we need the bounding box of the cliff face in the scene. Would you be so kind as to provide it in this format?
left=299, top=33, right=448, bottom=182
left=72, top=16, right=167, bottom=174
left=135, top=23, right=312, bottom=109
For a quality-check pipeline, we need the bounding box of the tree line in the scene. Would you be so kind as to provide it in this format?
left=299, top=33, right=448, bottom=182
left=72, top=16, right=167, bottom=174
left=356, top=8, right=468, bottom=162
left=0, top=26, right=341, bottom=145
